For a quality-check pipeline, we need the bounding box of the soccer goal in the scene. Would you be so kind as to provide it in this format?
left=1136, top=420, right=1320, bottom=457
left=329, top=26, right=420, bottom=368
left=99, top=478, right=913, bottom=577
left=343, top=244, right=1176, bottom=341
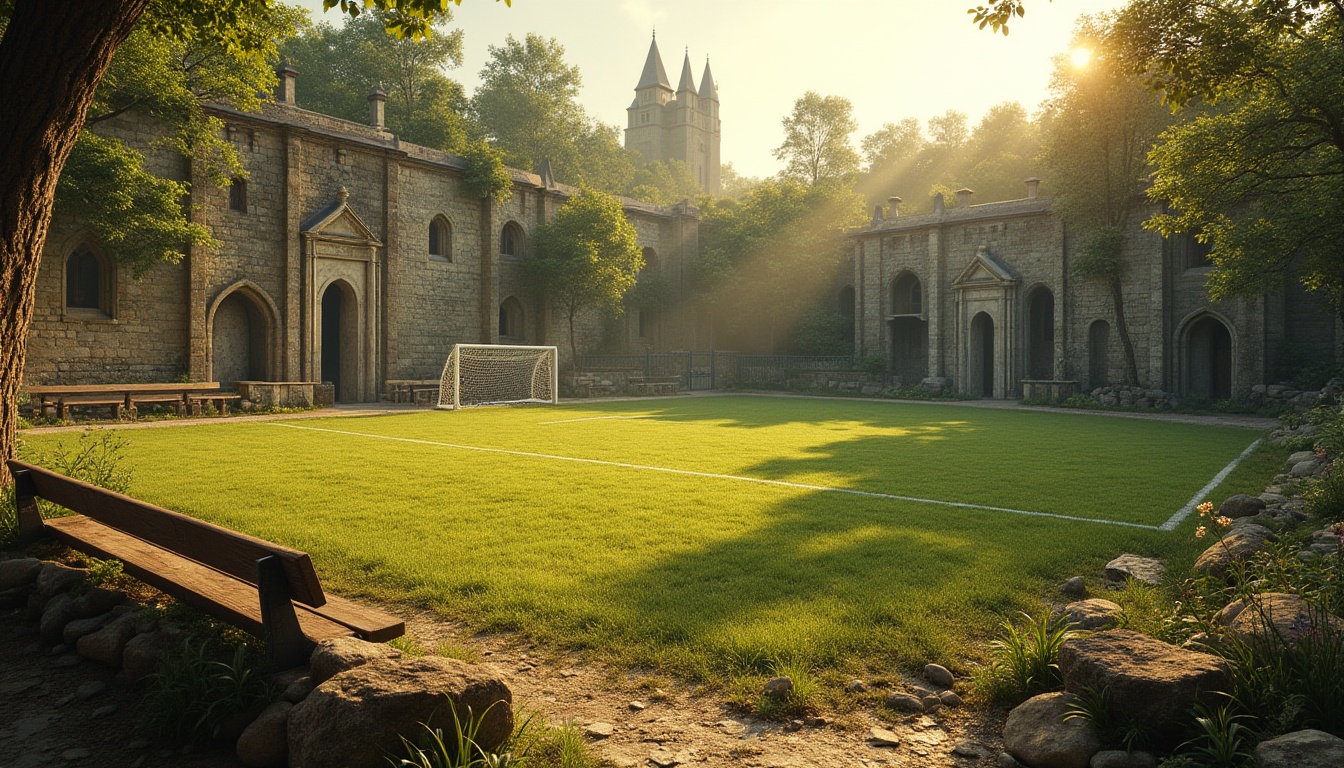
left=436, top=344, right=559, bottom=409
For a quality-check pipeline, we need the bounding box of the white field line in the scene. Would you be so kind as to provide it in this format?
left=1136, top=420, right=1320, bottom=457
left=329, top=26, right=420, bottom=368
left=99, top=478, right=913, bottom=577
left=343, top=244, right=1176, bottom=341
left=1158, top=438, right=1263, bottom=531
left=536, top=414, right=652, bottom=425
left=270, top=423, right=1174, bottom=530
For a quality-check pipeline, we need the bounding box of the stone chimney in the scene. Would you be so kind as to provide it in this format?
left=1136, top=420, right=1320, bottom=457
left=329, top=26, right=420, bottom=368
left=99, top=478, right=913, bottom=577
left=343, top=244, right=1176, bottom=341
left=887, top=196, right=902, bottom=219
left=275, top=61, right=297, bottom=105
left=932, top=192, right=945, bottom=214
left=956, top=188, right=974, bottom=208
left=1025, top=177, right=1041, bottom=199
left=871, top=205, right=884, bottom=225
left=368, top=87, right=387, bottom=129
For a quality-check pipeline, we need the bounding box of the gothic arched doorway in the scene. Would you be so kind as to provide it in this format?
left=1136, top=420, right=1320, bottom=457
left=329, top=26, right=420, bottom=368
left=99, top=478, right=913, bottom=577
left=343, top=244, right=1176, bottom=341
left=1026, top=285, right=1055, bottom=379
left=970, top=312, right=995, bottom=398
left=320, top=281, right=360, bottom=403
left=211, top=288, right=274, bottom=388
left=1184, top=315, right=1233, bottom=399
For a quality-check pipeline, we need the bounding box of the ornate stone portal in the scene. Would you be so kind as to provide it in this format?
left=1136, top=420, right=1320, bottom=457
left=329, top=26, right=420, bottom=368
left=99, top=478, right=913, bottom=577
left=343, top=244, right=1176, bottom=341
left=952, top=246, right=1018, bottom=399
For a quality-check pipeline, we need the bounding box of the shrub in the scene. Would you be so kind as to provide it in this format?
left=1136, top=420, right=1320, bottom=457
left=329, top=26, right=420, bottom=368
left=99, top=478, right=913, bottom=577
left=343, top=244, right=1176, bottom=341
left=25, top=427, right=132, bottom=496
left=975, top=611, right=1077, bottom=703
left=858, top=353, right=886, bottom=376
left=86, top=556, right=125, bottom=587
left=141, top=640, right=277, bottom=742
left=1304, top=468, right=1344, bottom=523
left=389, top=701, right=527, bottom=768
left=1065, top=686, right=1152, bottom=751
left=1176, top=699, right=1256, bottom=768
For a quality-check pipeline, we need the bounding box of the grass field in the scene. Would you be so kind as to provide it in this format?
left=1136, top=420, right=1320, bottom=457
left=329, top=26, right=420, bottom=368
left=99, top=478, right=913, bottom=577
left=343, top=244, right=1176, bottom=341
left=19, top=395, right=1279, bottom=683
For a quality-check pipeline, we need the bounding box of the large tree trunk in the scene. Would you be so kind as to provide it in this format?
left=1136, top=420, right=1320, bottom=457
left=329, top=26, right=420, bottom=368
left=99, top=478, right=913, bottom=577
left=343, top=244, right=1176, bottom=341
left=0, top=0, right=151, bottom=485
left=1109, top=276, right=1140, bottom=387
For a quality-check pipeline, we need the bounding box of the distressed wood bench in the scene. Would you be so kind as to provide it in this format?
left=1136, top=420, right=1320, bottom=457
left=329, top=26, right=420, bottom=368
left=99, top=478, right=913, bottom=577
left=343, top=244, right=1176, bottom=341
left=628, top=375, right=680, bottom=396
left=8, top=459, right=404, bottom=668
left=186, top=393, right=242, bottom=416
left=26, top=383, right=228, bottom=421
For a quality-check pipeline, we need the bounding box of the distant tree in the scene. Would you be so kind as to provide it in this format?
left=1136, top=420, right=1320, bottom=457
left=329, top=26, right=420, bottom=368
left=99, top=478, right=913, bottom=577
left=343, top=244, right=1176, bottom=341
left=718, top=162, right=762, bottom=199
left=569, top=122, right=639, bottom=194
left=627, top=160, right=702, bottom=206
left=525, top=188, right=643, bottom=363
left=962, top=102, right=1040, bottom=202
left=471, top=33, right=585, bottom=172
left=1042, top=16, right=1174, bottom=386
left=774, top=91, right=860, bottom=186
left=283, top=10, right=471, bottom=151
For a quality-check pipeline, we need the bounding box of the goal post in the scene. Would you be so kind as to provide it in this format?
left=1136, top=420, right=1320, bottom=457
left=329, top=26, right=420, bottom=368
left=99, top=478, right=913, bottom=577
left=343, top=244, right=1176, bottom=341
left=436, top=344, right=559, bottom=410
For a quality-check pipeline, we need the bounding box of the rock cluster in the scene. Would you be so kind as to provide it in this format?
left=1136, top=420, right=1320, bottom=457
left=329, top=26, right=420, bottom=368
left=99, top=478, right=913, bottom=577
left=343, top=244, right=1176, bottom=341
left=1089, top=386, right=1178, bottom=410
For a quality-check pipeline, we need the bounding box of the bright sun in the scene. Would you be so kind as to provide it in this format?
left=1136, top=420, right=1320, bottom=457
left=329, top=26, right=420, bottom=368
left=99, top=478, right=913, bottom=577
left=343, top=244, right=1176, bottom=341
left=1070, top=47, right=1094, bottom=68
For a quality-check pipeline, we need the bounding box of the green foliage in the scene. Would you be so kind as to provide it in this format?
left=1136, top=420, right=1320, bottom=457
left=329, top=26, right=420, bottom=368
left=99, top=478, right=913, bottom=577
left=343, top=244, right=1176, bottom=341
left=526, top=188, right=642, bottom=361
left=787, top=306, right=853, bottom=356
left=86, top=557, right=126, bottom=588
left=968, top=0, right=1029, bottom=35
left=774, top=91, right=860, bottom=186
left=320, top=0, right=512, bottom=41
left=25, top=428, right=132, bottom=496
left=1065, top=686, right=1152, bottom=751
left=859, top=353, right=887, bottom=376
left=1074, top=225, right=1126, bottom=282
left=141, top=640, right=276, bottom=742
left=626, top=160, right=702, bottom=206
left=388, top=700, right=521, bottom=768
left=1177, top=700, right=1256, bottom=768
left=461, top=140, right=513, bottom=202
left=979, top=612, right=1076, bottom=703
left=282, top=9, right=470, bottom=151
left=1304, top=468, right=1344, bottom=523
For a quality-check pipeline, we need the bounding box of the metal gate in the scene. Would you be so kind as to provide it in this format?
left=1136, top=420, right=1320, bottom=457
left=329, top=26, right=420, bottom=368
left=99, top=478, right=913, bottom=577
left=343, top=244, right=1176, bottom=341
left=686, top=351, right=716, bottom=390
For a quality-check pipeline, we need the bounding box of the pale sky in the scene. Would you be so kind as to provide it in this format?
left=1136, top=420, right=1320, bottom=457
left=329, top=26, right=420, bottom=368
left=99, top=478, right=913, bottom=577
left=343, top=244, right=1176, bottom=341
left=296, top=0, right=1127, bottom=178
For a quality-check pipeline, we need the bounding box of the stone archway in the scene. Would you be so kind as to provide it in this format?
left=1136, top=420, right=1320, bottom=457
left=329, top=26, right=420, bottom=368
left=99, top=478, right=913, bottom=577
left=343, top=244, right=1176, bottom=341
left=888, top=272, right=928, bottom=384
left=1184, top=314, right=1234, bottom=399
left=1088, top=319, right=1111, bottom=389
left=1026, top=285, right=1055, bottom=379
left=206, top=281, right=278, bottom=389
left=970, top=312, right=995, bottom=398
left=320, top=280, right=360, bottom=403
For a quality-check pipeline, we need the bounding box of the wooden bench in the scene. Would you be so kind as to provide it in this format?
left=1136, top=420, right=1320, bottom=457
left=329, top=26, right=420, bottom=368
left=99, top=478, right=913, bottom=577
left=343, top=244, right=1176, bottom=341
left=187, top=393, right=242, bottom=416
left=26, top=383, right=229, bottom=421
left=385, top=379, right=441, bottom=405
left=8, top=459, right=405, bottom=668
left=628, top=375, right=680, bottom=396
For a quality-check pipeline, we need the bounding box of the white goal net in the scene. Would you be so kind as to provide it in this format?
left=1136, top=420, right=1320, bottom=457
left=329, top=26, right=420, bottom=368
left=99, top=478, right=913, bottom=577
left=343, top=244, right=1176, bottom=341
left=436, top=344, right=559, bottom=409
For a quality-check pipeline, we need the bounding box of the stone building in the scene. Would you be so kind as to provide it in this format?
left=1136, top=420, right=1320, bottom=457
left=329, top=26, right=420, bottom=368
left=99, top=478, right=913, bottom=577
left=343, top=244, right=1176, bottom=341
left=624, top=35, right=721, bottom=196
left=25, top=66, right=701, bottom=402
left=846, top=182, right=1343, bottom=400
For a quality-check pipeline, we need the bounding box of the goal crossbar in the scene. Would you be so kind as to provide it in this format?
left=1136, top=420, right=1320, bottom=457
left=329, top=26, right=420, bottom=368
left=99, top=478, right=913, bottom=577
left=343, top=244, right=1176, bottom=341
left=436, top=344, right=559, bottom=410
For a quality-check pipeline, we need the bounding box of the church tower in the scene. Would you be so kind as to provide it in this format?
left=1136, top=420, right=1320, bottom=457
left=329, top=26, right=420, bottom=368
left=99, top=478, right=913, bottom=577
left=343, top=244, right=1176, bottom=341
left=625, top=35, right=721, bottom=195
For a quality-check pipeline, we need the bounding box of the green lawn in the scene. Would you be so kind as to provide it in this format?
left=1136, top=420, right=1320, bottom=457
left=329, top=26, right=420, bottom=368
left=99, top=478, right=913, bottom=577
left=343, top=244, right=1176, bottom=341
left=19, top=395, right=1278, bottom=681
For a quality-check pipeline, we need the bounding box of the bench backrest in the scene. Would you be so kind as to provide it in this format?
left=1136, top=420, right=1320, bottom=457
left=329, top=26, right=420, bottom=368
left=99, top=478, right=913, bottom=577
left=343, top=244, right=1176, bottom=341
left=7, top=460, right=326, bottom=607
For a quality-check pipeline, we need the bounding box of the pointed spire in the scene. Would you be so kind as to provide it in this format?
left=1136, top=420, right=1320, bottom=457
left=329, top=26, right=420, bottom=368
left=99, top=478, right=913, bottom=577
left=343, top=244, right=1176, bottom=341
left=698, top=57, right=718, bottom=101
left=636, top=34, right=671, bottom=91
left=677, top=49, right=696, bottom=93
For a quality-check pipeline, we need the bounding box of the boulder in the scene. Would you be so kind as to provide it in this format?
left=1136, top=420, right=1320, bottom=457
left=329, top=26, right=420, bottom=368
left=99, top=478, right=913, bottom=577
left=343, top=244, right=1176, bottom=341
left=121, top=631, right=179, bottom=683
left=924, top=663, right=954, bottom=688
left=1104, top=555, right=1164, bottom=585
left=1219, top=494, right=1266, bottom=519
left=1002, top=692, right=1102, bottom=768
left=1292, top=459, right=1322, bottom=477
left=287, top=656, right=513, bottom=768
left=0, top=557, right=42, bottom=590
left=1192, top=525, right=1275, bottom=577
left=308, top=636, right=402, bottom=685
left=39, top=593, right=80, bottom=644
left=1090, top=750, right=1156, bottom=768
left=62, top=612, right=115, bottom=646
left=885, top=692, right=924, bottom=713
left=1059, top=630, right=1230, bottom=742
left=1225, top=592, right=1343, bottom=645
left=1061, top=576, right=1087, bottom=598
left=282, top=676, right=316, bottom=703
left=1063, top=599, right=1124, bottom=630
left=762, top=676, right=793, bottom=697
left=1255, top=729, right=1344, bottom=768
left=76, top=612, right=139, bottom=667
left=35, top=562, right=88, bottom=598
left=237, top=701, right=292, bottom=768
left=1287, top=450, right=1317, bottom=468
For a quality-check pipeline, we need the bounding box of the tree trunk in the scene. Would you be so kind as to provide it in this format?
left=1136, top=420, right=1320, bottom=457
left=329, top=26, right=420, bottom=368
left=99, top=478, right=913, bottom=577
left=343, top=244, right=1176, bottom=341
left=567, top=306, right=579, bottom=372
left=1110, top=276, right=1140, bottom=387
left=0, top=0, right=152, bottom=486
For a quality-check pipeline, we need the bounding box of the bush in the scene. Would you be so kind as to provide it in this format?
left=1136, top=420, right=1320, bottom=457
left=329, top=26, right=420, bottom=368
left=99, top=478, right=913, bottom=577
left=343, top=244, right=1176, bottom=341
left=858, top=353, right=886, bottom=376
left=975, top=611, right=1077, bottom=703
left=1304, top=467, right=1344, bottom=523
left=389, top=700, right=520, bottom=768
left=141, top=639, right=277, bottom=742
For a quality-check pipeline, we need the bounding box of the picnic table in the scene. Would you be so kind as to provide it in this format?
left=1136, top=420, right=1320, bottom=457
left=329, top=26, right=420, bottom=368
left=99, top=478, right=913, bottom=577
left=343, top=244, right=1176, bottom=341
left=384, top=379, right=441, bottom=405
left=25, top=382, right=236, bottom=420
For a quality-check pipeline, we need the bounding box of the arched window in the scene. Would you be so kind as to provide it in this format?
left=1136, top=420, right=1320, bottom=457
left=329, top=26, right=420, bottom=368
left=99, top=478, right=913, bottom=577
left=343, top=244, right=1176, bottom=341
left=641, top=247, right=658, bottom=274
left=891, top=272, right=922, bottom=315
left=499, top=297, right=524, bottom=340
left=229, top=176, right=248, bottom=213
left=500, top=222, right=524, bottom=259
left=429, top=216, right=451, bottom=261
left=65, top=247, right=110, bottom=316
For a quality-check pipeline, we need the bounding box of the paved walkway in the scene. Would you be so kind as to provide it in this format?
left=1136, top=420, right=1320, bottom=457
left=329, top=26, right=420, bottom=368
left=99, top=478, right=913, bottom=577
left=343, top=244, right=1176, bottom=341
left=19, top=391, right=1281, bottom=436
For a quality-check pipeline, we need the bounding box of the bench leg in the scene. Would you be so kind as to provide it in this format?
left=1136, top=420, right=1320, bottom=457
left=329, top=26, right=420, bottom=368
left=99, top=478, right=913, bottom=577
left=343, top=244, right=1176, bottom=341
left=256, top=556, right=312, bottom=669
left=13, top=469, right=45, bottom=545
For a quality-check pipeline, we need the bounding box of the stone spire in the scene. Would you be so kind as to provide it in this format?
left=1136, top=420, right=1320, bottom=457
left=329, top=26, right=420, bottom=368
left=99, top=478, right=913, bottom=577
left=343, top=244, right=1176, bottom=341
left=698, top=57, right=718, bottom=101
left=636, top=34, right=671, bottom=91
left=677, top=49, right=696, bottom=93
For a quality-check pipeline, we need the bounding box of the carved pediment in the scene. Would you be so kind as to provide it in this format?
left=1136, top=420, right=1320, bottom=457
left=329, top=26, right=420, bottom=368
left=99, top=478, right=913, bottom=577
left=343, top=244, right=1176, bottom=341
left=301, top=187, right=383, bottom=247
left=953, top=245, right=1017, bottom=289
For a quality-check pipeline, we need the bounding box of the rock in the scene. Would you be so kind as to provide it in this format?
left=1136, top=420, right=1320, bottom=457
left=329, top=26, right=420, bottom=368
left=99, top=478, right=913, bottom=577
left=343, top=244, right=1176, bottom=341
left=63, top=612, right=115, bottom=646
left=784, top=719, right=803, bottom=731
left=924, top=663, right=954, bottom=688
left=1090, top=750, right=1157, bottom=768
left=939, top=690, right=963, bottom=707
left=1063, top=599, right=1124, bottom=630
left=921, top=694, right=942, bottom=712
left=77, top=587, right=126, bottom=616
left=804, top=715, right=827, bottom=727
left=1003, top=692, right=1102, bottom=768
left=1226, top=592, right=1343, bottom=644
left=308, top=637, right=402, bottom=685
left=1287, top=450, right=1317, bottom=468
left=762, top=675, right=793, bottom=697
left=1059, top=630, right=1231, bottom=741
left=36, top=562, right=88, bottom=598
left=121, top=631, right=177, bottom=683
left=845, top=679, right=866, bottom=692
left=287, top=656, right=512, bottom=768
left=1061, top=576, right=1087, bottom=598
left=283, top=675, right=316, bottom=703
left=628, top=700, right=646, bottom=711
left=868, top=727, right=901, bottom=747
left=62, top=748, right=93, bottom=760
left=76, top=680, right=107, bottom=700
left=1260, top=493, right=1290, bottom=505
left=39, top=593, right=80, bottom=644
left=0, top=557, right=43, bottom=590
left=885, top=692, right=924, bottom=712
left=1192, top=524, right=1275, bottom=577
left=584, top=722, right=614, bottom=739
left=999, top=752, right=1024, bottom=768
left=1255, top=729, right=1344, bottom=768
left=76, top=613, right=139, bottom=667
left=237, top=701, right=292, bottom=768
left=1292, top=459, right=1322, bottom=477
left=1219, top=494, right=1266, bottom=519
left=953, top=740, right=992, bottom=759
left=92, top=704, right=118, bottom=718
left=1104, top=555, right=1164, bottom=585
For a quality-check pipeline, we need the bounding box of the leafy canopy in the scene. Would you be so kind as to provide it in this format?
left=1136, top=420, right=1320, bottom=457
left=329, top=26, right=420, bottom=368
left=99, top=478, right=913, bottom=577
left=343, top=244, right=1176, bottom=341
left=774, top=91, right=860, bottom=186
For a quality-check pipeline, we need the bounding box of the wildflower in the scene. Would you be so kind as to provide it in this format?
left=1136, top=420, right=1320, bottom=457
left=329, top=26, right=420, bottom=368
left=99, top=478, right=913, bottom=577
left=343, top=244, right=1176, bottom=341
left=1215, top=515, right=1233, bottom=527
left=1195, top=525, right=1207, bottom=539
left=1197, top=501, right=1214, bottom=517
